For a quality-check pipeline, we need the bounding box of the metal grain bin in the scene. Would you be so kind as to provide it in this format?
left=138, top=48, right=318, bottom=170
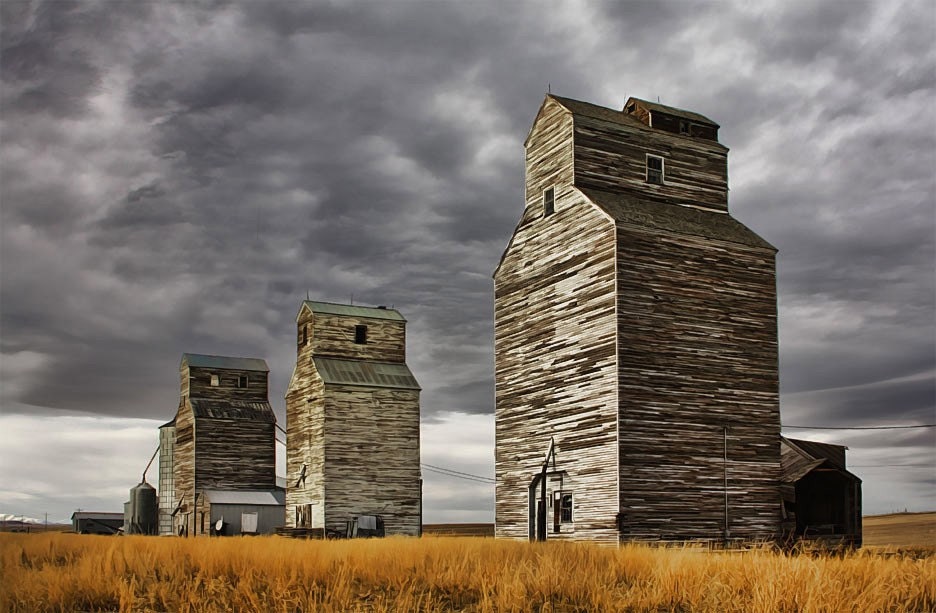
left=128, top=481, right=158, bottom=535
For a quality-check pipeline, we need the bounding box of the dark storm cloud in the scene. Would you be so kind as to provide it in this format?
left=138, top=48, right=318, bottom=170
left=1, top=0, right=933, bottom=520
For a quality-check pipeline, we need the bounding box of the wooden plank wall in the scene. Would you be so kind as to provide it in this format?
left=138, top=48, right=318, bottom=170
left=173, top=403, right=194, bottom=535
left=285, top=309, right=326, bottom=528
left=286, top=305, right=420, bottom=535
left=573, top=113, right=728, bottom=211
left=194, top=418, right=276, bottom=491
left=187, top=366, right=270, bottom=403
left=522, top=98, right=575, bottom=222
left=495, top=131, right=620, bottom=549
left=616, top=228, right=781, bottom=540
left=306, top=310, right=406, bottom=363
left=323, top=387, right=421, bottom=536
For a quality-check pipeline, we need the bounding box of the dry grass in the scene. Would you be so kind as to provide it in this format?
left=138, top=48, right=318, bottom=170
left=1, top=533, right=933, bottom=612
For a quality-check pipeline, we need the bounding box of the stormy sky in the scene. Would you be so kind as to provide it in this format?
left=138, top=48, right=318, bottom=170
left=1, top=0, right=933, bottom=523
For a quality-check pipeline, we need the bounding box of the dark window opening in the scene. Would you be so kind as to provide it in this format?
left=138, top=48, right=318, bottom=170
left=560, top=493, right=573, bottom=523
left=646, top=155, right=664, bottom=185
left=302, top=325, right=308, bottom=345
left=237, top=375, right=248, bottom=388
left=679, top=120, right=691, bottom=134
left=543, top=187, right=555, bottom=217
left=354, top=325, right=368, bottom=344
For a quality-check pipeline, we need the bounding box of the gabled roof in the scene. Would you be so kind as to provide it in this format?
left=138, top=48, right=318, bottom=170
left=313, top=356, right=421, bottom=390
left=549, top=94, right=645, bottom=130
left=579, top=187, right=775, bottom=250
left=299, top=300, right=405, bottom=322
left=182, top=353, right=269, bottom=372
left=783, top=437, right=848, bottom=471
left=189, top=398, right=276, bottom=423
left=626, top=96, right=720, bottom=127
left=201, top=489, right=285, bottom=506
left=780, top=436, right=859, bottom=484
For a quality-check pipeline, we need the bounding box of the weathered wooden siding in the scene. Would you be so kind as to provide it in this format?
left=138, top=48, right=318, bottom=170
left=173, top=356, right=278, bottom=536
left=495, top=177, right=620, bottom=544
left=186, top=366, right=269, bottom=402
left=286, top=302, right=420, bottom=535
left=572, top=113, right=728, bottom=211
left=193, top=418, right=276, bottom=491
left=616, top=228, right=780, bottom=540
left=523, top=97, right=575, bottom=221
left=323, top=387, right=421, bottom=536
left=307, top=310, right=406, bottom=363
left=172, top=401, right=195, bottom=535
left=285, top=308, right=326, bottom=528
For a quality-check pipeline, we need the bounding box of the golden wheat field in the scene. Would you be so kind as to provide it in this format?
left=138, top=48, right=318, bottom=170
left=1, top=533, right=933, bottom=613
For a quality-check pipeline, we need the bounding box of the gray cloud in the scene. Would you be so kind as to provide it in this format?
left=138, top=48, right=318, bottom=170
left=1, top=0, right=933, bottom=520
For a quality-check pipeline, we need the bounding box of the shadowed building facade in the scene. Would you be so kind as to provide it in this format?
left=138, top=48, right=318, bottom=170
left=166, top=353, right=283, bottom=536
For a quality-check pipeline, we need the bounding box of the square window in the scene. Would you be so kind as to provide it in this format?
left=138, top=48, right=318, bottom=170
left=354, top=325, right=368, bottom=344
left=679, top=120, right=691, bottom=135
left=543, top=187, right=555, bottom=217
left=237, top=375, right=248, bottom=388
left=209, top=374, right=219, bottom=387
left=646, top=155, right=664, bottom=185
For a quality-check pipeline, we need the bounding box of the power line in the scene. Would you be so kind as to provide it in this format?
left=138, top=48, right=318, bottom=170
left=850, top=463, right=935, bottom=468
left=782, top=424, right=935, bottom=430
left=421, top=463, right=495, bottom=484
left=421, top=467, right=494, bottom=484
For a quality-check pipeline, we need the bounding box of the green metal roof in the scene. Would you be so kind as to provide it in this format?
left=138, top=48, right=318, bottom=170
left=313, top=357, right=420, bottom=390
left=182, top=353, right=269, bottom=372
left=301, top=301, right=406, bottom=322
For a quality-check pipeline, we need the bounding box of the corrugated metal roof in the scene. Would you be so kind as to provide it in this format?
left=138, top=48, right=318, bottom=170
left=313, top=357, right=421, bottom=390
left=301, top=301, right=406, bottom=321
left=190, top=399, right=276, bottom=423
left=201, top=490, right=285, bottom=505
left=579, top=187, right=775, bottom=250
left=182, top=353, right=269, bottom=372
left=71, top=512, right=124, bottom=520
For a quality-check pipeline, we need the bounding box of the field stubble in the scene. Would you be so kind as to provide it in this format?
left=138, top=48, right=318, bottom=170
left=1, top=533, right=933, bottom=612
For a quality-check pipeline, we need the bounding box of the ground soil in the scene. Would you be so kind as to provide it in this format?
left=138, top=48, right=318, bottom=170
left=862, top=512, right=936, bottom=548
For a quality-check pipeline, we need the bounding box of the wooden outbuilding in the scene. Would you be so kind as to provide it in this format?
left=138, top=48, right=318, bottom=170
left=780, top=436, right=862, bottom=546
left=494, top=95, right=781, bottom=543
left=285, top=301, right=421, bottom=537
left=166, top=353, right=281, bottom=536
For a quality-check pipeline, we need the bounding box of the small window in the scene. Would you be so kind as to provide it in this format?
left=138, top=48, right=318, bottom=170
left=237, top=375, right=248, bottom=388
left=646, top=155, right=664, bottom=185
left=354, top=325, right=368, bottom=344
left=542, top=187, right=555, bottom=217
left=209, top=374, right=219, bottom=387
left=560, top=493, right=573, bottom=523
left=679, top=120, right=691, bottom=135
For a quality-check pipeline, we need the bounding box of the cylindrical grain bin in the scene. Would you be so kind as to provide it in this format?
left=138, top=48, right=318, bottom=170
left=128, top=481, right=158, bottom=535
